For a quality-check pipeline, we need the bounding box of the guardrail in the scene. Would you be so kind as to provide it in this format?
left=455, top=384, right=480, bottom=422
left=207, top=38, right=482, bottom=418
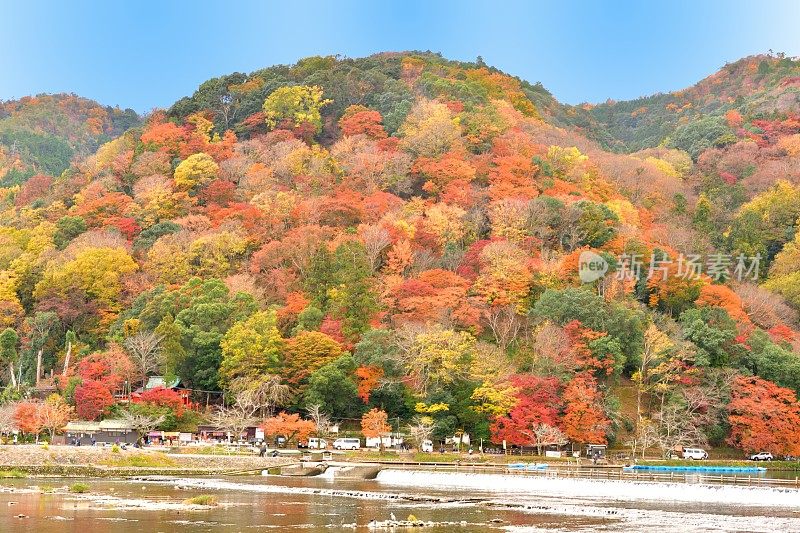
left=377, top=461, right=800, bottom=489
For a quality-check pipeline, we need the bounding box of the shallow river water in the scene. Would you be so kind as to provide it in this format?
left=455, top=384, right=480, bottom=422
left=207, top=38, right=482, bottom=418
left=1, top=469, right=798, bottom=532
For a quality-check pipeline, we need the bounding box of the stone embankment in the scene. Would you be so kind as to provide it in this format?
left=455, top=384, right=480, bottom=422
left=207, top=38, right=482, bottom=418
left=0, top=444, right=289, bottom=477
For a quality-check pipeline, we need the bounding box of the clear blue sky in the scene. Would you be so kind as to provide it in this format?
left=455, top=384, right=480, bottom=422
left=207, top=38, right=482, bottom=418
left=2, top=0, right=799, bottom=112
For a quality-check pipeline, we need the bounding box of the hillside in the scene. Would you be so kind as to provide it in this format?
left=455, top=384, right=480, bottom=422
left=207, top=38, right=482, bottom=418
left=562, top=54, right=800, bottom=153
left=0, top=94, right=140, bottom=186
left=0, top=52, right=799, bottom=457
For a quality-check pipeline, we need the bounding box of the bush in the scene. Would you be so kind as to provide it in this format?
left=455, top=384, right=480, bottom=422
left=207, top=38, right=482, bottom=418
left=183, top=494, right=218, bottom=506
left=101, top=452, right=176, bottom=468
left=69, top=482, right=90, bottom=493
left=0, top=469, right=26, bottom=478
left=111, top=444, right=120, bottom=454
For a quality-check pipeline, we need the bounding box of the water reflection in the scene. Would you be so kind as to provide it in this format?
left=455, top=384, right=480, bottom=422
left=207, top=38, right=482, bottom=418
left=0, top=472, right=796, bottom=532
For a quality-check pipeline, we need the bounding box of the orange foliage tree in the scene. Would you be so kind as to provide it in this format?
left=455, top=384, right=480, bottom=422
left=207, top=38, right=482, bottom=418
left=339, top=105, right=387, bottom=139
left=696, top=284, right=750, bottom=324
left=355, top=365, right=384, bottom=403
left=14, top=402, right=44, bottom=441
left=262, top=412, right=315, bottom=445
left=561, top=374, right=610, bottom=445
left=727, top=376, right=800, bottom=455
left=361, top=408, right=391, bottom=450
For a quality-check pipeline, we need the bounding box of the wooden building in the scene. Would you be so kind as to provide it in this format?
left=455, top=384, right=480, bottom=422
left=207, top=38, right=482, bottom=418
left=64, top=419, right=137, bottom=445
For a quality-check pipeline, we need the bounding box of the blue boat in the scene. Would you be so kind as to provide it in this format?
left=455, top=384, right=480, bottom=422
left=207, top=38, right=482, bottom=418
left=624, top=465, right=766, bottom=473
left=507, top=463, right=549, bottom=471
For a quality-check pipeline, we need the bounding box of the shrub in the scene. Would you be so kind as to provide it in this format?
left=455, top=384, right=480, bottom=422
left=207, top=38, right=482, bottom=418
left=69, top=482, right=90, bottom=493
left=184, top=494, right=218, bottom=506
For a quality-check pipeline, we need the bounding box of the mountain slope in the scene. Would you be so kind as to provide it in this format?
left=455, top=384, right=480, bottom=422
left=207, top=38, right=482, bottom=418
left=0, top=52, right=798, bottom=456
left=0, top=94, right=140, bottom=185
left=561, top=54, right=800, bottom=154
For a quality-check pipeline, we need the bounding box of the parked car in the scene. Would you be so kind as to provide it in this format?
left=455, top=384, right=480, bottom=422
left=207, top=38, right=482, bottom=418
left=749, top=452, right=773, bottom=461
left=420, top=439, right=433, bottom=453
left=333, top=438, right=361, bottom=450
left=682, top=448, right=708, bottom=460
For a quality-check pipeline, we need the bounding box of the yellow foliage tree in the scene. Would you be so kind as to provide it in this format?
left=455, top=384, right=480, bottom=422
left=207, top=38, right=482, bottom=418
left=219, top=310, right=284, bottom=389
left=398, top=100, right=461, bottom=157
left=173, top=153, right=219, bottom=191
left=34, top=247, right=138, bottom=314
left=262, top=85, right=331, bottom=133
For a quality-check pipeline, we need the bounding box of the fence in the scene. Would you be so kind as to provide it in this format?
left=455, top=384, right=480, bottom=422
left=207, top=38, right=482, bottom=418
left=378, top=461, right=800, bottom=489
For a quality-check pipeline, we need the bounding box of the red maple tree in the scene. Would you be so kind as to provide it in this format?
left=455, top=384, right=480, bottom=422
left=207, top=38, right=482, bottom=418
left=727, top=375, right=800, bottom=455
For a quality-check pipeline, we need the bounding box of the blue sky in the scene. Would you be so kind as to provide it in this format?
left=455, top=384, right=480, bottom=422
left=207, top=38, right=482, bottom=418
left=2, top=0, right=799, bottom=112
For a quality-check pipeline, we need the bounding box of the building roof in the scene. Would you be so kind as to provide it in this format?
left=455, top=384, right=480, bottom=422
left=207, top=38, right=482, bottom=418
left=133, top=376, right=183, bottom=394
left=145, top=375, right=181, bottom=390
left=99, top=419, right=133, bottom=430
left=65, top=421, right=101, bottom=432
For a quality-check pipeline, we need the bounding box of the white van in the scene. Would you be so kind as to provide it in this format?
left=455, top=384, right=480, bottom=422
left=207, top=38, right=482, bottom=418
left=307, top=438, right=327, bottom=449
left=682, top=448, right=708, bottom=460
left=421, top=439, right=433, bottom=453
left=333, top=438, right=361, bottom=450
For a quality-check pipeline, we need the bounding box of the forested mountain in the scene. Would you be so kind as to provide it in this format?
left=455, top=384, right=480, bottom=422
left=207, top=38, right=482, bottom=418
left=0, top=94, right=140, bottom=186
left=1, top=51, right=799, bottom=455
left=560, top=54, right=800, bottom=152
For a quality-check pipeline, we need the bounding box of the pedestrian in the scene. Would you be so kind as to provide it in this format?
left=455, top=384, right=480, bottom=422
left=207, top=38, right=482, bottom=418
left=259, top=443, right=267, bottom=457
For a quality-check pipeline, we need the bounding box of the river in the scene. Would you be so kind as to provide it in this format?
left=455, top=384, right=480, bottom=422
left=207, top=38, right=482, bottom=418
left=1, top=469, right=798, bottom=531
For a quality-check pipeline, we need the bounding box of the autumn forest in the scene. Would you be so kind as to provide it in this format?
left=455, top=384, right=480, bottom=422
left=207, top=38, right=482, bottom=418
left=0, top=51, right=799, bottom=454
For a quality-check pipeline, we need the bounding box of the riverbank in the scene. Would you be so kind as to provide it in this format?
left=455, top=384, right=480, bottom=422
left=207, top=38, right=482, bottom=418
left=340, top=450, right=800, bottom=471
left=2, top=444, right=798, bottom=480
left=0, top=444, right=289, bottom=477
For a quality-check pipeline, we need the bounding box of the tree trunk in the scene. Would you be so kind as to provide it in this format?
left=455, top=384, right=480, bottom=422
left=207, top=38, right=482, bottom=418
left=63, top=341, right=72, bottom=376
left=9, top=362, right=16, bottom=388
left=36, top=349, right=42, bottom=386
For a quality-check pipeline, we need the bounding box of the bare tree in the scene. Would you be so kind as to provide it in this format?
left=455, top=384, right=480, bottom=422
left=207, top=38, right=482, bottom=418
left=405, top=416, right=434, bottom=450
left=124, top=331, right=163, bottom=386
left=306, top=404, right=332, bottom=438
left=360, top=225, right=392, bottom=272
left=0, top=403, right=17, bottom=437
left=485, top=305, right=526, bottom=350
left=735, top=282, right=798, bottom=330
left=556, top=204, right=586, bottom=251
left=526, top=198, right=558, bottom=251
left=532, top=321, right=572, bottom=367
left=230, top=375, right=291, bottom=419
left=521, top=423, right=568, bottom=456
left=409, top=249, right=438, bottom=275
left=652, top=387, right=723, bottom=458
left=121, top=410, right=165, bottom=446
left=208, top=403, right=258, bottom=444
left=627, top=416, right=660, bottom=459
